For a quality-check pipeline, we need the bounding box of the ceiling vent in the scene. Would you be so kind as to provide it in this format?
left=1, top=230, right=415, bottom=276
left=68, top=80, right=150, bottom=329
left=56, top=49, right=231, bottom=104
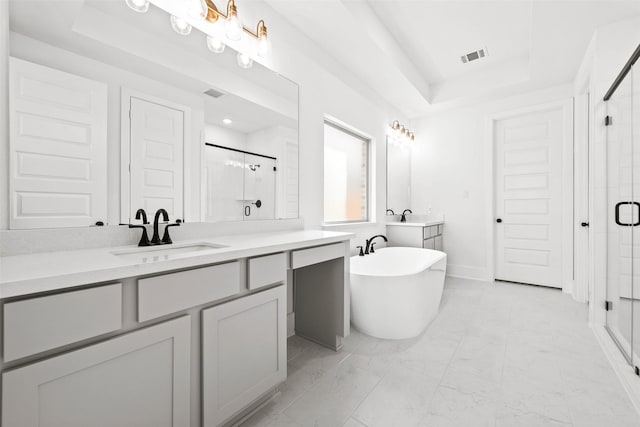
left=461, top=48, right=488, bottom=64
left=204, top=88, right=225, bottom=98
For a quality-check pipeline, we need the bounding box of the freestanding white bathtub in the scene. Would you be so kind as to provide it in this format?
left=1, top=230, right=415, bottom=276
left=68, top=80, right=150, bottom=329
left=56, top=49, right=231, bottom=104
left=350, top=247, right=447, bottom=340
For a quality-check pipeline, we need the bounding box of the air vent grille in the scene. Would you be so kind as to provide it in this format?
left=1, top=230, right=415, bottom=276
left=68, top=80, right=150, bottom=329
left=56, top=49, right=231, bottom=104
left=461, top=47, right=488, bottom=64
left=204, top=88, right=225, bottom=98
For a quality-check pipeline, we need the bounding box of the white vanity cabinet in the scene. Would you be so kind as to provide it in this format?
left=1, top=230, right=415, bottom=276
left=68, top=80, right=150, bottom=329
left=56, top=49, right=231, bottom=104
left=387, top=223, right=444, bottom=250
left=2, top=316, right=191, bottom=427
left=202, top=285, right=287, bottom=426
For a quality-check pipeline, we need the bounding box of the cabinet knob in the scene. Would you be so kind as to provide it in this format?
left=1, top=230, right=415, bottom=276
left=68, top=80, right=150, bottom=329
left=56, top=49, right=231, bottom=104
left=496, top=218, right=502, bottom=223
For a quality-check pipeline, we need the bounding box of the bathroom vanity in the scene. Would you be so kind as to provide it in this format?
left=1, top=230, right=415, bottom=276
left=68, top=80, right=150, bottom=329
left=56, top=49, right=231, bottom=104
left=386, top=218, right=444, bottom=250
left=0, top=230, right=352, bottom=427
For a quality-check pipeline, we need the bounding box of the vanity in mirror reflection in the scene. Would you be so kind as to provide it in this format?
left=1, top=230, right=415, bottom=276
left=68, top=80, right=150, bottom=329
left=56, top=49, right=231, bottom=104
left=7, top=0, right=298, bottom=229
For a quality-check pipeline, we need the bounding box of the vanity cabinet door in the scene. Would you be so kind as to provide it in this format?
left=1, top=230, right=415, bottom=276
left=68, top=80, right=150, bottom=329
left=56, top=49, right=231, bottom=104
left=2, top=316, right=191, bottom=427
left=202, top=285, right=286, bottom=426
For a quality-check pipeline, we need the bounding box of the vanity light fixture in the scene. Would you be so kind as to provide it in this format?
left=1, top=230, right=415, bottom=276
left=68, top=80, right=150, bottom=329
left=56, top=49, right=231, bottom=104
left=125, top=0, right=149, bottom=13
left=388, top=120, right=415, bottom=146
left=125, top=0, right=270, bottom=65
left=202, top=0, right=270, bottom=57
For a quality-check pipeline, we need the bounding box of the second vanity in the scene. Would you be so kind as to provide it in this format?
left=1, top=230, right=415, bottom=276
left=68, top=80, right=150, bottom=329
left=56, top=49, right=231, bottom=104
left=0, top=230, right=352, bottom=427
left=386, top=215, right=444, bottom=250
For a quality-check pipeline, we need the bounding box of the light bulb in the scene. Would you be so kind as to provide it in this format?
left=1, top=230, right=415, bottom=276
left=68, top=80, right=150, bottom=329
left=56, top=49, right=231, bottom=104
left=257, top=37, right=270, bottom=57
left=237, top=52, right=253, bottom=69
left=125, top=0, right=149, bottom=13
left=225, top=14, right=242, bottom=41
left=170, top=15, right=192, bottom=35
left=206, top=35, right=225, bottom=53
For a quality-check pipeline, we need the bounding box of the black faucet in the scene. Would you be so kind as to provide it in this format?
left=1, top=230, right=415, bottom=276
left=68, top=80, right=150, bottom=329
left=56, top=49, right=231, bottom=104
left=151, top=209, right=169, bottom=245
left=162, top=219, right=182, bottom=244
left=129, top=209, right=150, bottom=246
left=386, top=209, right=395, bottom=215
left=364, top=234, right=387, bottom=255
left=400, top=209, right=413, bottom=222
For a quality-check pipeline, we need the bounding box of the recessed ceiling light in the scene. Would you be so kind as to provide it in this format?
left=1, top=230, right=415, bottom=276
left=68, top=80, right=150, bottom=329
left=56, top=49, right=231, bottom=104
left=461, top=47, right=489, bottom=64
left=223, top=118, right=233, bottom=125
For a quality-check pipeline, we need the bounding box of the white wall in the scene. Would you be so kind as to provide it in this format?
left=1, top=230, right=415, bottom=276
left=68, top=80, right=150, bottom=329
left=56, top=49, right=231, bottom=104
left=0, top=2, right=8, bottom=231
left=411, top=84, right=574, bottom=280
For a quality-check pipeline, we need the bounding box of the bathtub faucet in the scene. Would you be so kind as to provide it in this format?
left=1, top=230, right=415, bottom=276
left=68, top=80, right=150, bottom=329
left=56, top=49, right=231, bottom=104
left=365, top=234, right=388, bottom=255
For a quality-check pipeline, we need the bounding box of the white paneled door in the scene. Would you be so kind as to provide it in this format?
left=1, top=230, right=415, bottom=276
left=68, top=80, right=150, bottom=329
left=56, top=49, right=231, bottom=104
left=129, top=97, right=184, bottom=221
left=9, top=57, right=107, bottom=229
left=494, top=106, right=565, bottom=288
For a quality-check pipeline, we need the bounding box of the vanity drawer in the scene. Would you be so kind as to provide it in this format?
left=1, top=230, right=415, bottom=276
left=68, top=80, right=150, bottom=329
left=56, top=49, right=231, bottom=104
left=138, top=262, right=240, bottom=322
left=291, top=243, right=344, bottom=269
left=3, top=283, right=122, bottom=362
left=248, top=252, right=287, bottom=290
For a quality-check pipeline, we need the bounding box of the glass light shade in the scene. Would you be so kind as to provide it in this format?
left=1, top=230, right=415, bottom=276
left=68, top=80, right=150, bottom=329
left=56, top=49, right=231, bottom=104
left=225, top=15, right=242, bottom=41
left=186, top=0, right=206, bottom=18
left=170, top=15, right=192, bottom=35
left=206, top=35, right=225, bottom=53
left=125, top=0, right=149, bottom=13
left=257, top=37, right=270, bottom=57
left=236, top=52, right=253, bottom=69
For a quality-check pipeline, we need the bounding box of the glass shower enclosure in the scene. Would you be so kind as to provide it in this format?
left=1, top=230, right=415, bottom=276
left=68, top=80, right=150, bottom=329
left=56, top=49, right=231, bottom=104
left=605, top=45, right=640, bottom=369
left=203, top=144, right=276, bottom=222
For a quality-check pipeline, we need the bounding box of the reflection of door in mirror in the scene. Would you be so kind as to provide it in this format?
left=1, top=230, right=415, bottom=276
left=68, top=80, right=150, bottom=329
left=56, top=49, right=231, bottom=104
left=129, top=97, right=185, bottom=221
left=386, top=137, right=412, bottom=213
left=244, top=154, right=276, bottom=221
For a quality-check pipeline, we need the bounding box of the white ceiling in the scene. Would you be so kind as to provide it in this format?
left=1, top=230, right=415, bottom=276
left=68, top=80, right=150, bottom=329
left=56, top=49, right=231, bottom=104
left=266, top=0, right=640, bottom=116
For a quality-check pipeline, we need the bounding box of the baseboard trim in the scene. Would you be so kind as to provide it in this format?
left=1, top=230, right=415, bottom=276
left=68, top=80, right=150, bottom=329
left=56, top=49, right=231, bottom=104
left=593, top=325, right=640, bottom=417
left=446, top=264, right=491, bottom=281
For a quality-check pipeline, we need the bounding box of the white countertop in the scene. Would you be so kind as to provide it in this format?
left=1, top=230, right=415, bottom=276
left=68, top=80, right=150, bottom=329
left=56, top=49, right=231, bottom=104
left=386, top=220, right=444, bottom=227
left=0, top=230, right=354, bottom=299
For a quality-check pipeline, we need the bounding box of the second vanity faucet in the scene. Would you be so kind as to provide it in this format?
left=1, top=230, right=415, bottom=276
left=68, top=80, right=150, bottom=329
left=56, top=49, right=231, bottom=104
left=400, top=209, right=413, bottom=222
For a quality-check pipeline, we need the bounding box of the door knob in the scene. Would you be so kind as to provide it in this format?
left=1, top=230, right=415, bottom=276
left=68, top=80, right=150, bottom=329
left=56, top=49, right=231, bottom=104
left=496, top=218, right=502, bottom=223
left=581, top=222, right=590, bottom=227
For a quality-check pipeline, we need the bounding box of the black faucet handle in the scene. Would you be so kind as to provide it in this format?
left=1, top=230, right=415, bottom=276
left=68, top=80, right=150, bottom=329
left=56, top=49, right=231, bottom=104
left=370, top=242, right=377, bottom=253
left=356, top=245, right=364, bottom=256
left=161, top=222, right=181, bottom=244
left=129, top=224, right=151, bottom=246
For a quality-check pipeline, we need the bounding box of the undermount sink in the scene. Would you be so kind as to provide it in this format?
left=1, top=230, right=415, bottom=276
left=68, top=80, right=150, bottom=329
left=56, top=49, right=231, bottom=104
left=111, top=242, right=228, bottom=262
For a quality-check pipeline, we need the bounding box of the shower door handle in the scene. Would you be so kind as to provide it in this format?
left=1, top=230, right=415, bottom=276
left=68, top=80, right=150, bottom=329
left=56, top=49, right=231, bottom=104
left=244, top=205, right=251, bottom=217
left=615, top=201, right=640, bottom=226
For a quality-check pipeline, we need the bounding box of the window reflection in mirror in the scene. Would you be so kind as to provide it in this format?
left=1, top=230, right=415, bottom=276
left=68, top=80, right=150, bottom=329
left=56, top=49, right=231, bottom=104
left=6, top=0, right=298, bottom=229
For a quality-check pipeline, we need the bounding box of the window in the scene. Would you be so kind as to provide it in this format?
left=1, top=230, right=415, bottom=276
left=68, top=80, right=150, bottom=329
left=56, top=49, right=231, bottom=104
left=323, top=121, right=370, bottom=223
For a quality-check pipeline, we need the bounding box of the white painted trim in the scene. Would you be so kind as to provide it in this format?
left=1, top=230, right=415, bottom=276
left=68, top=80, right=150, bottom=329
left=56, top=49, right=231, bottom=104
left=593, top=325, right=640, bottom=417
left=573, top=92, right=590, bottom=303
left=486, top=99, right=574, bottom=291
left=446, top=264, right=491, bottom=282
left=120, top=88, right=191, bottom=223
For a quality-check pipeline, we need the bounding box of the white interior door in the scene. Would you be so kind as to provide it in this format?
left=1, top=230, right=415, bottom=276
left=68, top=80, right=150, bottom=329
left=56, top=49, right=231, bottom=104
left=129, top=97, right=184, bottom=221
left=9, top=57, right=107, bottom=229
left=494, top=106, right=565, bottom=288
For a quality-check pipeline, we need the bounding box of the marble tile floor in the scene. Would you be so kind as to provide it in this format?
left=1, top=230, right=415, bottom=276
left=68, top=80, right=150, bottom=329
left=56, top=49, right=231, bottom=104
left=240, top=277, right=640, bottom=427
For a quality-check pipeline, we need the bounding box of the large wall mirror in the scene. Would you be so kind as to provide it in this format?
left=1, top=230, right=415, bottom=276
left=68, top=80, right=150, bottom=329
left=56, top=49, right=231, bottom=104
left=7, top=0, right=298, bottom=229
left=386, top=137, right=411, bottom=214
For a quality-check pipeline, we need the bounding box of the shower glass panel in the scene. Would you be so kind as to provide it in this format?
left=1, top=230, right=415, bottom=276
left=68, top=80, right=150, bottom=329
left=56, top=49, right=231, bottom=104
left=204, top=145, right=277, bottom=221
left=204, top=148, right=245, bottom=222
left=606, top=61, right=636, bottom=363
left=243, top=153, right=276, bottom=221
